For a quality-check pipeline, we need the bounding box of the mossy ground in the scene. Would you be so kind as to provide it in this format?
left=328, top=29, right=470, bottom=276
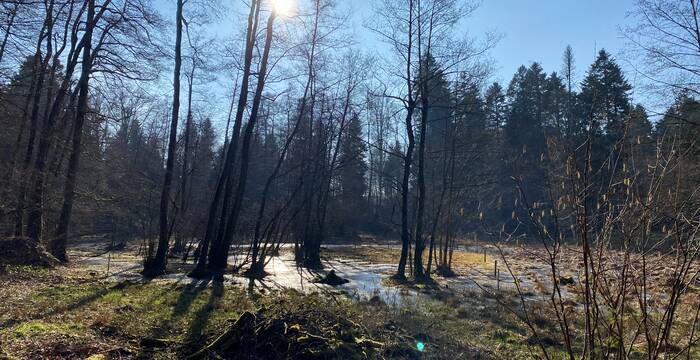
left=0, top=267, right=484, bottom=359
left=1, top=243, right=697, bottom=359
left=0, top=265, right=253, bottom=359
left=0, top=262, right=542, bottom=359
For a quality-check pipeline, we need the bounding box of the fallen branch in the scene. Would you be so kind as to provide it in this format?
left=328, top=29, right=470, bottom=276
left=186, top=311, right=256, bottom=359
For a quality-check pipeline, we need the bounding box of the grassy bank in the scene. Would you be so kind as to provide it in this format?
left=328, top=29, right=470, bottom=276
left=0, top=263, right=545, bottom=359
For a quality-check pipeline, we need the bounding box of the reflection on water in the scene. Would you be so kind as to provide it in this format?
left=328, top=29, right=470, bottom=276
left=70, top=243, right=578, bottom=306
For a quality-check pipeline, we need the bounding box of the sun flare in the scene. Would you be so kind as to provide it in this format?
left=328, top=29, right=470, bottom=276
left=272, top=0, right=294, bottom=16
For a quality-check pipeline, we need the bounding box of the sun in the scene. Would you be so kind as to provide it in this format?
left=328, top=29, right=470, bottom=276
left=272, top=0, right=294, bottom=16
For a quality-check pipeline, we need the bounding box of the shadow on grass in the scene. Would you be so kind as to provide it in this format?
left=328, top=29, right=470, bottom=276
left=172, top=279, right=212, bottom=318
left=183, top=281, right=222, bottom=346
left=0, top=279, right=141, bottom=329
left=141, top=279, right=211, bottom=341
left=135, top=279, right=229, bottom=359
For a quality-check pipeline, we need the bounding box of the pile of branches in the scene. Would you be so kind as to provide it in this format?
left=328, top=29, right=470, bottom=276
left=0, top=237, right=58, bottom=267
left=186, top=298, right=419, bottom=360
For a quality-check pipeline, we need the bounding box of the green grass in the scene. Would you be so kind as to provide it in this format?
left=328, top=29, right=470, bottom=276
left=0, top=267, right=257, bottom=359
left=2, top=263, right=697, bottom=359
left=0, top=265, right=487, bottom=358
left=13, top=321, right=81, bottom=338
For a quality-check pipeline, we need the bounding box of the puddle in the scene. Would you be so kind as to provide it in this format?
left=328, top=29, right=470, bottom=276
left=67, top=242, right=582, bottom=306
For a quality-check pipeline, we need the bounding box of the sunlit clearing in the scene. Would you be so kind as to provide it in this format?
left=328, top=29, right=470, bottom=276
left=272, top=0, right=294, bottom=16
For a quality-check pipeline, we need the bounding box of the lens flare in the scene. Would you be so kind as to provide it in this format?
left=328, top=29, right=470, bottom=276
left=416, top=342, right=425, bottom=352
left=272, top=0, right=293, bottom=16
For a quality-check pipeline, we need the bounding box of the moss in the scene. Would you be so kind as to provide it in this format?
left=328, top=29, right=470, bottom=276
left=10, top=254, right=696, bottom=360
left=1, top=268, right=533, bottom=359
left=101, top=291, right=127, bottom=304
left=13, top=321, right=81, bottom=338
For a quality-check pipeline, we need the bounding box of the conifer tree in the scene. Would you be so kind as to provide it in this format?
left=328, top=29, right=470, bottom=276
left=337, top=112, right=367, bottom=234
left=578, top=50, right=632, bottom=142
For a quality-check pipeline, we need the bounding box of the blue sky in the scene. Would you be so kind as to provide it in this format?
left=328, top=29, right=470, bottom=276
left=187, top=0, right=637, bottom=84
left=154, top=0, right=645, bottom=125
left=350, top=0, right=637, bottom=87
left=468, top=0, right=636, bottom=85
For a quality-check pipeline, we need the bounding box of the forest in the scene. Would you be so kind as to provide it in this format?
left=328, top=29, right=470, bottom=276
left=0, top=0, right=699, bottom=359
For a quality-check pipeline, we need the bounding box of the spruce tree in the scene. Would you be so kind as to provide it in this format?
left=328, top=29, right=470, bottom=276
left=337, top=112, right=367, bottom=234
left=484, top=82, right=506, bottom=131
left=578, top=50, right=632, bottom=142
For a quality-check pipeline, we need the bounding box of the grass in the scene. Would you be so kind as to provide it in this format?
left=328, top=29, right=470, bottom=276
left=0, top=265, right=254, bottom=359
left=1, top=243, right=697, bottom=359
left=13, top=321, right=81, bottom=338
left=0, top=263, right=538, bottom=359
left=322, top=244, right=496, bottom=273
left=0, top=267, right=476, bottom=359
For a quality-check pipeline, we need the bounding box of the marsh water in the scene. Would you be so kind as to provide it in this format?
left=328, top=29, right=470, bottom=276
left=69, top=241, right=579, bottom=307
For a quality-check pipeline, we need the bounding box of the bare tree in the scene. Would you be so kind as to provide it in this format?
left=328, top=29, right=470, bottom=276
left=489, top=103, right=700, bottom=359
left=51, top=0, right=162, bottom=261
left=50, top=0, right=96, bottom=261
left=0, top=2, right=20, bottom=66
left=143, top=0, right=185, bottom=276
left=369, top=0, right=419, bottom=280
left=247, top=0, right=327, bottom=276
left=626, top=0, right=700, bottom=98
left=371, top=0, right=493, bottom=280
left=189, top=0, right=261, bottom=279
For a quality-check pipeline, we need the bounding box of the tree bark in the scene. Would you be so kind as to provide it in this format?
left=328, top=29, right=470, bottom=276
left=207, top=10, right=276, bottom=280
left=26, top=0, right=110, bottom=242
left=174, top=66, right=195, bottom=254
left=395, top=0, right=416, bottom=280
left=14, top=1, right=56, bottom=237
left=145, top=0, right=184, bottom=276
left=414, top=65, right=429, bottom=280
left=51, top=0, right=96, bottom=262
left=189, top=0, right=260, bottom=278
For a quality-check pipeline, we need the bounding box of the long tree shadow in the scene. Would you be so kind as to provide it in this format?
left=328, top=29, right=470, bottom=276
left=142, top=279, right=211, bottom=340
left=0, top=279, right=141, bottom=329
left=135, top=279, right=212, bottom=358
left=183, top=281, right=222, bottom=347
left=171, top=279, right=211, bottom=318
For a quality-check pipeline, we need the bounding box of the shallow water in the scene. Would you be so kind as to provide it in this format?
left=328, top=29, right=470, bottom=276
left=68, top=242, right=577, bottom=306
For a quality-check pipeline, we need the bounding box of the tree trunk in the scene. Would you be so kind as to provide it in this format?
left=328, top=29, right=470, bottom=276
left=395, top=0, right=416, bottom=281
left=396, top=104, right=415, bottom=280
left=190, top=0, right=260, bottom=278
left=207, top=10, right=276, bottom=280
left=26, top=0, right=104, bottom=243
left=174, top=68, right=195, bottom=254
left=14, top=2, right=55, bottom=237
left=249, top=68, right=313, bottom=275
left=51, top=0, right=95, bottom=262
left=413, top=70, right=429, bottom=280
left=144, top=0, right=184, bottom=276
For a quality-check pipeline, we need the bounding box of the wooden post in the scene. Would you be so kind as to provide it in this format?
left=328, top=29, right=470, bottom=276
left=496, top=270, right=501, bottom=291
left=494, top=260, right=498, bottom=277
left=107, top=236, right=114, bottom=277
